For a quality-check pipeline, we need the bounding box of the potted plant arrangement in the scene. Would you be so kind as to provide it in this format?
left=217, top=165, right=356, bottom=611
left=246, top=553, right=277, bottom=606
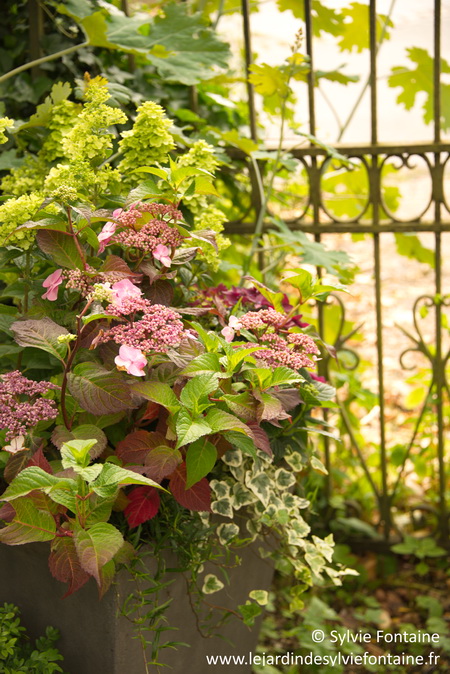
left=0, top=77, right=353, bottom=673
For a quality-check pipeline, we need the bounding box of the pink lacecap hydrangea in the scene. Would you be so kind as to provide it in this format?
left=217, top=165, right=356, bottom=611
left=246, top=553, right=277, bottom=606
left=42, top=269, right=63, bottom=301
left=221, top=315, right=242, bottom=343
left=153, top=244, right=172, bottom=267
left=115, top=345, right=147, bottom=377
left=111, top=279, right=142, bottom=305
left=98, top=209, right=123, bottom=253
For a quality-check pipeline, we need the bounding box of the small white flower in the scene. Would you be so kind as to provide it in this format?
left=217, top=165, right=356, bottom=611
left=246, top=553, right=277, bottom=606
left=4, top=435, right=27, bottom=454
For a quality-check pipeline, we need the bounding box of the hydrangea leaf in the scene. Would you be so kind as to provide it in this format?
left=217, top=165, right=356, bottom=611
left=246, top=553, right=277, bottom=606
left=36, top=229, right=85, bottom=270
left=145, top=446, right=182, bottom=483
left=124, top=486, right=160, bottom=529
left=11, top=317, right=68, bottom=363
left=49, top=536, right=90, bottom=597
left=68, top=363, right=135, bottom=415
left=74, top=521, right=123, bottom=585
left=0, top=499, right=56, bottom=545
left=169, top=463, right=211, bottom=512
left=186, top=438, right=217, bottom=489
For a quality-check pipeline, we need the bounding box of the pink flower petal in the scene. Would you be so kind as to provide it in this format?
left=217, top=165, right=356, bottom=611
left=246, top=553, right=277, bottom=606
left=221, top=326, right=235, bottom=343
left=112, top=279, right=142, bottom=303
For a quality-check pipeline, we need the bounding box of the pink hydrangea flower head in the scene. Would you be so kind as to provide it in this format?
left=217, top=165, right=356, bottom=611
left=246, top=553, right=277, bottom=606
left=153, top=244, right=172, bottom=267
left=115, top=345, right=147, bottom=377
left=42, top=269, right=63, bottom=301
left=112, top=279, right=142, bottom=305
left=98, top=221, right=117, bottom=253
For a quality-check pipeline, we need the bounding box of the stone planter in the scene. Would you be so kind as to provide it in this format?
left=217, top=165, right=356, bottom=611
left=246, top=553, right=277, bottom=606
left=0, top=541, right=274, bottom=673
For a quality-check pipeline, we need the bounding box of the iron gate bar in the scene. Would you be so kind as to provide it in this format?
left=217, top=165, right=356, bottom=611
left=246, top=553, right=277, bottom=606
left=433, top=0, right=448, bottom=540
left=234, top=0, right=449, bottom=542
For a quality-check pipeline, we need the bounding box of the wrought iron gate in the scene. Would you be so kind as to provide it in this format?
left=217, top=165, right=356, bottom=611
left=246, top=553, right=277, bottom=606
left=226, top=0, right=450, bottom=543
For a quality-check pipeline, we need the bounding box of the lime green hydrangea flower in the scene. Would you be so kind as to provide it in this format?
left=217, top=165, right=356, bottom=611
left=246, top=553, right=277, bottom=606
left=1, top=156, right=47, bottom=197
left=44, top=160, right=120, bottom=200
left=193, top=205, right=229, bottom=270
left=0, top=192, right=45, bottom=249
left=0, top=118, right=14, bottom=144
left=63, top=77, right=127, bottom=164
left=179, top=141, right=221, bottom=214
left=118, top=101, right=175, bottom=178
left=41, top=99, right=82, bottom=162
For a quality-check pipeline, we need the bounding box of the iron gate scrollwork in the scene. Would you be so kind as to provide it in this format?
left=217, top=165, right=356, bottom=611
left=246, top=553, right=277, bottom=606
left=225, top=0, right=450, bottom=543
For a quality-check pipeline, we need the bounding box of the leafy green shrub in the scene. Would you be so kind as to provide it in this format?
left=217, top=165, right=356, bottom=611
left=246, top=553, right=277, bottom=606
left=0, top=603, right=66, bottom=673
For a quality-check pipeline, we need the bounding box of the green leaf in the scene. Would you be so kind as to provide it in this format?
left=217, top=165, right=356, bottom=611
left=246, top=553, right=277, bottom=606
left=131, top=380, right=180, bottom=414
left=277, top=0, right=343, bottom=38
left=0, top=499, right=56, bottom=545
left=238, top=601, right=262, bottom=626
left=36, top=229, right=84, bottom=269
left=52, top=425, right=107, bottom=460
left=186, top=439, right=217, bottom=488
left=205, top=408, right=252, bottom=436
left=175, top=409, right=212, bottom=449
left=11, top=317, right=68, bottom=363
left=180, top=373, right=218, bottom=414
left=144, top=4, right=230, bottom=85
left=68, top=363, right=135, bottom=415
left=310, top=456, right=328, bottom=475
left=271, top=367, right=304, bottom=387
left=338, top=2, right=393, bottom=53
left=74, top=522, right=123, bottom=585
left=182, top=352, right=222, bottom=376
left=394, top=233, right=434, bottom=268
left=224, top=431, right=257, bottom=460
left=60, top=438, right=97, bottom=470
left=0, top=467, right=75, bottom=502
left=249, top=63, right=289, bottom=98
left=59, top=2, right=230, bottom=85
left=91, top=463, right=162, bottom=498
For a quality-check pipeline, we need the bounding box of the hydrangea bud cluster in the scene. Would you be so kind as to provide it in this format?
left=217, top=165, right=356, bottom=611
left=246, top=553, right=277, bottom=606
left=0, top=372, right=58, bottom=441
left=258, top=333, right=317, bottom=370
left=97, top=302, right=186, bottom=354
left=114, top=220, right=183, bottom=254
left=239, top=309, right=288, bottom=331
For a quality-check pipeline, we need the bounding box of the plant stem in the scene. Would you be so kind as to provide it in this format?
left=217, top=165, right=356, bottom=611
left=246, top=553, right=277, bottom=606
left=0, top=42, right=89, bottom=84
left=60, top=299, right=93, bottom=430
left=67, top=206, right=88, bottom=270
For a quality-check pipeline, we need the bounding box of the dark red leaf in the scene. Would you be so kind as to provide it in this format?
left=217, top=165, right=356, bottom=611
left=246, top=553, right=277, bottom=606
left=49, top=536, right=90, bottom=597
left=169, top=464, right=211, bottom=512
left=247, top=423, right=273, bottom=457
left=27, top=448, right=53, bottom=474
left=124, top=487, right=160, bottom=528
left=116, top=430, right=166, bottom=465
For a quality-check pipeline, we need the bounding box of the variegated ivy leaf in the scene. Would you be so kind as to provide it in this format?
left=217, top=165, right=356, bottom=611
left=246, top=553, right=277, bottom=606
left=245, top=519, right=260, bottom=540
left=282, top=492, right=310, bottom=511
left=312, top=534, right=335, bottom=563
left=245, top=471, right=271, bottom=508
left=305, top=552, right=326, bottom=576
left=222, top=448, right=243, bottom=467
left=209, top=480, right=231, bottom=499
left=229, top=464, right=246, bottom=483
left=249, top=590, right=269, bottom=606
left=202, top=574, right=225, bottom=595
left=216, top=522, right=240, bottom=545
left=231, top=483, right=257, bottom=510
left=275, top=468, right=297, bottom=489
left=284, top=451, right=304, bottom=472
left=287, top=517, right=311, bottom=546
left=211, top=497, right=233, bottom=519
